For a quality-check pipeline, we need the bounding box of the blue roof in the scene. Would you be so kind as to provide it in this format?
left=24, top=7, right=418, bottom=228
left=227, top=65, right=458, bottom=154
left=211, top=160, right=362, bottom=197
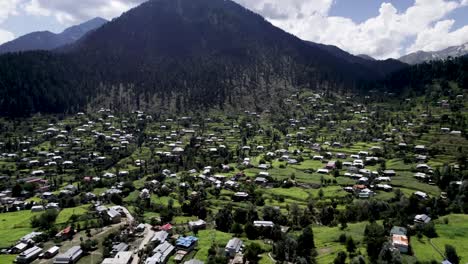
left=176, top=236, right=198, bottom=248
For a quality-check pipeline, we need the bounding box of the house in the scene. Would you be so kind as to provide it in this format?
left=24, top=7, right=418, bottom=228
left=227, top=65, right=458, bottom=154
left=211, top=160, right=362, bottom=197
left=233, top=192, right=249, bottom=201
left=173, top=250, right=188, bottom=262
left=146, top=241, right=175, bottom=264
left=414, top=172, right=427, bottom=180
left=414, top=214, right=431, bottom=224
left=317, top=169, right=329, bottom=174
left=254, top=177, right=268, bottom=185
left=102, top=251, right=133, bottom=264
left=53, top=246, right=83, bottom=264
left=56, top=226, right=73, bottom=240
left=325, top=161, right=336, bottom=170
left=358, top=189, right=374, bottom=199
left=188, top=219, right=206, bottom=231
left=336, top=153, right=347, bottom=159
left=383, top=170, right=396, bottom=177
left=225, top=238, right=243, bottom=257
left=176, top=236, right=198, bottom=251
left=151, top=231, right=169, bottom=244
left=31, top=205, right=45, bottom=212
left=136, top=223, right=146, bottom=232
left=160, top=223, right=173, bottom=232
left=392, top=235, right=409, bottom=253
left=184, top=259, right=204, bottom=264
left=11, top=242, right=29, bottom=254
left=46, top=202, right=60, bottom=210
left=44, top=246, right=60, bottom=259
left=390, top=226, right=407, bottom=236
left=20, top=231, right=43, bottom=243
left=111, top=242, right=129, bottom=256
left=376, top=184, right=392, bottom=192
left=16, top=246, right=42, bottom=264
left=106, top=208, right=122, bottom=224
left=414, top=145, right=426, bottom=152
left=254, top=221, right=274, bottom=228
left=414, top=191, right=428, bottom=199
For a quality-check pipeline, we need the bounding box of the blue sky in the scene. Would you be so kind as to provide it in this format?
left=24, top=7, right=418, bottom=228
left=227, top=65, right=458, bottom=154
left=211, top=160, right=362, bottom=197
left=0, top=0, right=468, bottom=59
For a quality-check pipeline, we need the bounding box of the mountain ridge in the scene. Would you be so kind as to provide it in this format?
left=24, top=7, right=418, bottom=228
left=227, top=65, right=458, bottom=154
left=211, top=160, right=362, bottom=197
left=0, top=17, right=108, bottom=54
left=399, top=42, right=468, bottom=65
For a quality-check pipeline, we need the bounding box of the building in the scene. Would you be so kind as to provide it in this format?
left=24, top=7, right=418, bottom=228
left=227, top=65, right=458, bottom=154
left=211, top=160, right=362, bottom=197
left=56, top=226, right=73, bottom=240
left=16, top=246, right=42, bottom=263
left=414, top=191, right=428, bottom=199
left=225, top=238, right=243, bottom=257
left=151, top=231, right=169, bottom=244
left=54, top=246, right=83, bottom=264
left=111, top=242, right=129, bottom=255
left=184, top=259, right=204, bottom=264
left=146, top=241, right=175, bottom=264
left=390, top=226, right=407, bottom=236
left=188, top=219, right=206, bottom=230
left=11, top=242, right=29, bottom=254
left=102, top=251, right=133, bottom=264
left=414, top=214, right=431, bottom=224
left=44, top=246, right=60, bottom=259
left=254, top=221, right=274, bottom=228
left=31, top=205, right=45, bottom=212
left=232, top=192, right=249, bottom=201
left=106, top=208, right=122, bottom=224
left=176, top=236, right=198, bottom=251
left=20, top=231, right=43, bottom=243
left=392, top=234, right=409, bottom=253
left=136, top=223, right=146, bottom=232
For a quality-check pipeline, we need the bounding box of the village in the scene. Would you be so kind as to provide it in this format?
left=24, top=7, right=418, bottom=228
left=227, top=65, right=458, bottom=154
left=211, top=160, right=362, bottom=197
left=0, top=89, right=466, bottom=264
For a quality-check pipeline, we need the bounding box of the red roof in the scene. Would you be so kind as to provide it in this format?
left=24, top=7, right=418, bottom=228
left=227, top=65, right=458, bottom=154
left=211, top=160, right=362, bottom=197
left=62, top=226, right=71, bottom=234
left=161, top=223, right=173, bottom=231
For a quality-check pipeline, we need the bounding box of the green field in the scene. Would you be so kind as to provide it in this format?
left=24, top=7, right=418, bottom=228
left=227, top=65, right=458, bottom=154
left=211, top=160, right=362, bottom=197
left=412, top=214, right=468, bottom=263
left=56, top=204, right=90, bottom=224
left=0, top=211, right=37, bottom=248
left=193, top=229, right=233, bottom=261
left=314, top=221, right=368, bottom=264
left=0, top=254, right=16, bottom=263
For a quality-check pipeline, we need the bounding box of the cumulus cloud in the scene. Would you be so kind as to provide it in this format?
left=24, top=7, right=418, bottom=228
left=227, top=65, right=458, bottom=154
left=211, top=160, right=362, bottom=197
left=0, top=0, right=20, bottom=45
left=235, top=0, right=467, bottom=59
left=23, top=0, right=145, bottom=25
left=0, top=28, right=14, bottom=45
left=409, top=20, right=468, bottom=51
left=6, top=0, right=468, bottom=58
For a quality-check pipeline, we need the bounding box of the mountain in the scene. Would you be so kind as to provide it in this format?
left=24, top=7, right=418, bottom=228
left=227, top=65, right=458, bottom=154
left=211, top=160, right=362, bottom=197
left=0, top=17, right=107, bottom=54
left=357, top=54, right=375, bottom=61
left=306, top=42, right=403, bottom=75
left=399, top=42, right=468, bottom=65
left=0, top=0, right=407, bottom=116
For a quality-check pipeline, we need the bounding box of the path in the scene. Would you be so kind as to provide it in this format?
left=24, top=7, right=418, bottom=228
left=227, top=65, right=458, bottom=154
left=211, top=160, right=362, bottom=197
left=429, top=238, right=446, bottom=260
left=131, top=224, right=154, bottom=264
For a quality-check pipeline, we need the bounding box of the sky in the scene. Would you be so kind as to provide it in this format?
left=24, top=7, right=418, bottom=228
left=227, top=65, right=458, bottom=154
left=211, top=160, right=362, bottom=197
left=0, top=0, right=468, bottom=59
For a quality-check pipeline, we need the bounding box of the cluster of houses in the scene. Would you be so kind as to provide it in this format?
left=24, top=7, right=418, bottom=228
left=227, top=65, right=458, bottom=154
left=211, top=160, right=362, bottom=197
left=0, top=90, right=465, bottom=264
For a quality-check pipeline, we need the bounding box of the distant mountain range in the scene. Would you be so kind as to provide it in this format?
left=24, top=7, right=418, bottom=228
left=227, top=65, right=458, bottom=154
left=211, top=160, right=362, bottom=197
left=399, top=42, right=468, bottom=65
left=0, top=0, right=407, bottom=116
left=0, top=17, right=108, bottom=54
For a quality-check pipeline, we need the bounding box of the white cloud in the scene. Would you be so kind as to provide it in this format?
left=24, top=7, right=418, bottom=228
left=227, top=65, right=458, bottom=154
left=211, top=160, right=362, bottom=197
left=0, top=0, right=20, bottom=45
left=0, top=0, right=20, bottom=23
left=23, top=0, right=145, bottom=25
left=0, top=28, right=14, bottom=45
left=236, top=0, right=467, bottom=59
left=409, top=20, right=468, bottom=51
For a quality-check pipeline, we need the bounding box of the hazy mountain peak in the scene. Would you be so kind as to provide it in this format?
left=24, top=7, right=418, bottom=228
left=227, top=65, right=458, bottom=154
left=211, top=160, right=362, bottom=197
left=399, top=42, right=468, bottom=65
left=0, top=17, right=108, bottom=54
